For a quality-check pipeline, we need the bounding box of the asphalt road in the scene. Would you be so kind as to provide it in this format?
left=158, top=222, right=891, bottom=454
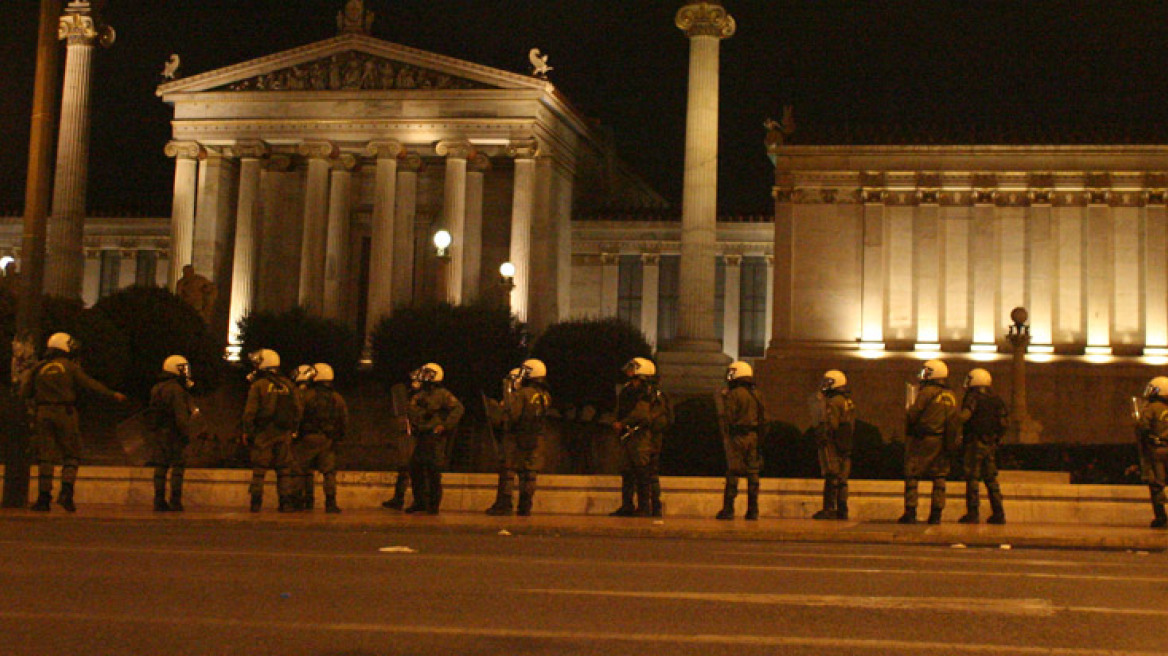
left=2, top=518, right=1167, bottom=655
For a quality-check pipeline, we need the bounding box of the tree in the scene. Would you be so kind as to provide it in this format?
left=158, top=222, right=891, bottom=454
left=531, top=317, right=651, bottom=415
left=237, top=306, right=362, bottom=385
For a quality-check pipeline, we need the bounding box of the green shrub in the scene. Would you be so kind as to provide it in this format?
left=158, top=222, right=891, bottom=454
left=531, top=317, right=652, bottom=415
left=237, top=306, right=361, bottom=385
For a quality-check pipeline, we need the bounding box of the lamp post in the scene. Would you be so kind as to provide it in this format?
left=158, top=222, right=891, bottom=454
left=1006, top=306, right=1042, bottom=443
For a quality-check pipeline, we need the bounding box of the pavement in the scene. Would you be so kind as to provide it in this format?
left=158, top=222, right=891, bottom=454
left=3, top=503, right=1167, bottom=551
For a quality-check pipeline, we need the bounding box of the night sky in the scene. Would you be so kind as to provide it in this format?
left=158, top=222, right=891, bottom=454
left=3, top=1, right=1168, bottom=217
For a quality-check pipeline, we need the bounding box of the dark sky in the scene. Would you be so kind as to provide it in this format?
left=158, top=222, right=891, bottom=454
left=3, top=1, right=1168, bottom=217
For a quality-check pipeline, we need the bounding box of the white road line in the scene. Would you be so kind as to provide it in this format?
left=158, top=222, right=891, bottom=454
left=1, top=610, right=1165, bottom=656
left=711, top=549, right=1165, bottom=570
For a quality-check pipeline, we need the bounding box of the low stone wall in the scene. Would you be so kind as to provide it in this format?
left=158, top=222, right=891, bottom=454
left=0, top=466, right=1151, bottom=527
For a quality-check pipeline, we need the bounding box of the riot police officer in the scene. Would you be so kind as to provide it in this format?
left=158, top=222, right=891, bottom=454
left=405, top=363, right=464, bottom=515
left=901, top=359, right=959, bottom=524
left=610, top=357, right=670, bottom=517
left=813, top=370, right=856, bottom=520
left=148, top=355, right=198, bottom=512
left=485, top=359, right=552, bottom=516
left=22, top=332, right=127, bottom=512
left=1136, top=376, right=1168, bottom=529
left=293, top=363, right=348, bottom=513
left=716, top=361, right=765, bottom=520
left=958, top=368, right=1008, bottom=524
left=241, top=349, right=302, bottom=513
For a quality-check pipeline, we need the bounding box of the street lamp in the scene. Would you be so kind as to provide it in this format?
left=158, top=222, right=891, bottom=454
left=1006, top=306, right=1042, bottom=443
left=433, top=229, right=452, bottom=258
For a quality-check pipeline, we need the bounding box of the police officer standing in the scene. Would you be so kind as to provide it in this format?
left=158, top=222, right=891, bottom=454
left=901, top=359, right=959, bottom=524
left=485, top=359, right=552, bottom=516
left=241, top=349, right=302, bottom=513
left=716, top=361, right=765, bottom=520
left=958, top=368, right=1008, bottom=524
left=293, top=363, right=348, bottom=513
left=1136, top=376, right=1168, bottom=529
left=148, top=355, right=198, bottom=512
left=610, top=357, right=669, bottom=517
left=22, top=332, right=127, bottom=512
left=405, top=363, right=464, bottom=515
left=813, top=370, right=856, bottom=520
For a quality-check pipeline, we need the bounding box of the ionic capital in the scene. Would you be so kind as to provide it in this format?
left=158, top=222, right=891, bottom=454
left=600, top=252, right=620, bottom=266
left=365, top=140, right=403, bottom=159
left=676, top=2, right=736, bottom=39
left=164, top=141, right=205, bottom=160
left=59, top=2, right=115, bottom=47
left=507, top=139, right=541, bottom=160
left=228, top=140, right=270, bottom=160
left=331, top=153, right=359, bottom=172
left=641, top=253, right=660, bottom=266
left=398, top=152, right=424, bottom=173
left=435, top=140, right=474, bottom=160
left=298, top=141, right=339, bottom=160
left=264, top=155, right=294, bottom=172
left=723, top=254, right=742, bottom=267
left=468, top=152, right=492, bottom=174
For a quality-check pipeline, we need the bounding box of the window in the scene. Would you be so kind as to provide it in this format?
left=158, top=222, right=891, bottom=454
left=657, top=255, right=679, bottom=343
left=616, top=255, right=642, bottom=328
left=99, top=251, right=120, bottom=298
left=135, top=250, right=158, bottom=287
left=740, top=256, right=768, bottom=357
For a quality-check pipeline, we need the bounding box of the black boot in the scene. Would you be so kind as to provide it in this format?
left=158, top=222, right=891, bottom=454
left=835, top=483, right=849, bottom=520
left=426, top=472, right=442, bottom=515
left=610, top=475, right=636, bottom=517
left=517, top=492, right=533, bottom=517
left=325, top=494, right=341, bottom=514
left=486, top=472, right=514, bottom=515
left=633, top=482, right=652, bottom=517
left=1151, top=489, right=1167, bottom=529
left=650, top=479, right=663, bottom=518
left=30, top=492, right=52, bottom=512
left=715, top=480, right=737, bottom=520
left=154, top=491, right=170, bottom=512
left=383, top=473, right=409, bottom=510
left=812, top=480, right=837, bottom=520
left=745, top=482, right=760, bottom=521
left=959, top=481, right=979, bottom=523
left=57, top=483, right=76, bottom=513
left=250, top=493, right=262, bottom=513
left=927, top=507, right=943, bottom=525
left=169, top=471, right=185, bottom=512
left=986, top=483, right=1006, bottom=524
left=897, top=507, right=918, bottom=524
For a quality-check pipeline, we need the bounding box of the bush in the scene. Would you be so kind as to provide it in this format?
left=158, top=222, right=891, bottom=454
left=370, top=302, right=526, bottom=417
left=531, top=317, right=652, bottom=415
left=91, top=286, right=225, bottom=400
left=237, top=306, right=362, bottom=385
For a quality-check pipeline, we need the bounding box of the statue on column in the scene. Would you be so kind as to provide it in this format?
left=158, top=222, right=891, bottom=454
left=176, top=264, right=217, bottom=325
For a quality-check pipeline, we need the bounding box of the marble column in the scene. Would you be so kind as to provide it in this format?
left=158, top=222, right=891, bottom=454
left=436, top=140, right=472, bottom=305
left=940, top=205, right=971, bottom=345
left=81, top=248, right=99, bottom=306
left=860, top=199, right=886, bottom=344
left=885, top=205, right=915, bottom=344
left=1027, top=193, right=1054, bottom=347
left=193, top=148, right=238, bottom=335
left=672, top=1, right=735, bottom=350
left=507, top=140, right=539, bottom=322
left=914, top=201, right=940, bottom=346
left=1085, top=200, right=1112, bottom=350
left=227, top=140, right=267, bottom=346
left=600, top=252, right=620, bottom=317
left=1053, top=197, right=1085, bottom=349
left=116, top=249, right=137, bottom=290
left=1146, top=197, right=1168, bottom=350
left=999, top=204, right=1027, bottom=343
left=722, top=254, right=742, bottom=360
left=323, top=154, right=357, bottom=321
left=164, top=141, right=202, bottom=291
left=970, top=200, right=998, bottom=346
left=1112, top=200, right=1143, bottom=350
left=364, top=141, right=401, bottom=334
left=392, top=153, right=422, bottom=309
left=640, top=254, right=661, bottom=349
left=764, top=254, right=775, bottom=350
left=464, top=152, right=490, bottom=303
left=297, top=141, right=336, bottom=312
left=45, top=3, right=114, bottom=299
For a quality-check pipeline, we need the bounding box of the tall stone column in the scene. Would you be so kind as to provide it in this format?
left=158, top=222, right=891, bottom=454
left=722, top=254, right=741, bottom=360
left=507, top=140, right=539, bottom=322
left=436, top=140, right=472, bottom=305
left=392, top=153, right=422, bottom=309
left=764, top=254, right=775, bottom=351
left=193, top=148, right=238, bottom=337
left=364, top=141, right=401, bottom=334
left=45, top=2, right=114, bottom=299
left=463, top=152, right=490, bottom=303
left=859, top=196, right=886, bottom=344
left=164, top=141, right=203, bottom=290
left=116, top=249, right=137, bottom=290
left=323, top=154, right=357, bottom=321
left=641, top=254, right=661, bottom=349
left=297, top=141, right=336, bottom=312
left=600, top=252, right=620, bottom=317
left=1146, top=194, right=1168, bottom=350
left=227, top=141, right=268, bottom=345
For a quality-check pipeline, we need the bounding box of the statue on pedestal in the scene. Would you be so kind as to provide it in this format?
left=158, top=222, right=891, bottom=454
left=176, top=265, right=217, bottom=325
left=337, top=0, right=375, bottom=35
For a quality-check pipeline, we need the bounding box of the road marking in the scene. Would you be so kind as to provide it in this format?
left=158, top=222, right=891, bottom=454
left=711, top=549, right=1165, bottom=570
left=1, top=610, right=1165, bottom=656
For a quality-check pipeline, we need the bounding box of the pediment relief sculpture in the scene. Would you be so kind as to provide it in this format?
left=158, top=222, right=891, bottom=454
left=222, top=51, right=488, bottom=92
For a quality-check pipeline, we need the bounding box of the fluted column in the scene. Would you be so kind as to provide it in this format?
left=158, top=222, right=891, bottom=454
left=45, top=2, right=114, bottom=299
left=323, top=154, right=357, bottom=321
left=363, top=141, right=401, bottom=333
left=436, top=140, right=473, bottom=305
left=507, top=140, right=539, bottom=321
left=672, top=1, right=734, bottom=349
left=464, top=152, right=490, bottom=303
left=722, top=254, right=741, bottom=359
left=393, top=153, right=422, bottom=309
left=297, top=141, right=337, bottom=312
left=164, top=141, right=203, bottom=290
left=641, top=254, right=661, bottom=348
left=600, top=252, right=620, bottom=317
left=227, top=140, right=267, bottom=345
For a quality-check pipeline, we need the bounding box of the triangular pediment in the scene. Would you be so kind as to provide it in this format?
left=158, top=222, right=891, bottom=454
left=157, top=33, right=550, bottom=96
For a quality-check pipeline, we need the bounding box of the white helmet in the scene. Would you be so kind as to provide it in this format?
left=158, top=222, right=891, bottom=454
left=1144, top=376, right=1168, bottom=399
left=47, top=332, right=74, bottom=354
left=726, top=361, right=753, bottom=381
left=293, top=364, right=316, bottom=384
left=163, top=355, right=190, bottom=378
left=248, top=349, right=280, bottom=371
left=822, top=370, right=847, bottom=392
left=412, top=363, right=444, bottom=384
left=521, top=358, right=547, bottom=380
left=919, top=359, right=948, bottom=381
left=623, top=357, right=656, bottom=378
left=313, top=363, right=335, bottom=383
left=965, top=368, right=992, bottom=388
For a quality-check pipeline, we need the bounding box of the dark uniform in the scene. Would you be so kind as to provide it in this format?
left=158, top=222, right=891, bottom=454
left=406, top=385, right=464, bottom=514
left=958, top=387, right=1008, bottom=524
left=717, top=379, right=766, bottom=520
left=1136, top=397, right=1168, bottom=528
left=293, top=381, right=348, bottom=513
left=242, top=369, right=302, bottom=512
left=487, top=380, right=551, bottom=516
left=21, top=352, right=123, bottom=512
left=611, top=378, right=671, bottom=517
left=814, top=388, right=856, bottom=520
left=903, top=381, right=958, bottom=524
left=148, top=374, right=197, bottom=511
